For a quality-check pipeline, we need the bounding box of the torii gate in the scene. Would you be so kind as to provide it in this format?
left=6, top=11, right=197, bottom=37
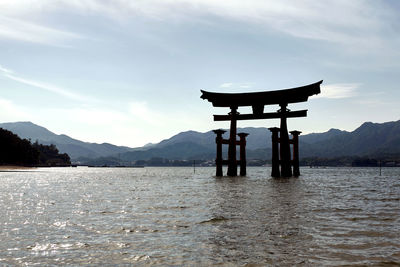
left=201, top=80, right=322, bottom=177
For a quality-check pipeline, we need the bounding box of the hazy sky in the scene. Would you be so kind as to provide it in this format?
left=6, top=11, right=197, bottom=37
left=1, top=0, right=399, bottom=147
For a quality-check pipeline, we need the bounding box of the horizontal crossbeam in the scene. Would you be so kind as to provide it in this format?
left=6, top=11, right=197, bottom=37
left=201, top=80, right=322, bottom=107
left=221, top=139, right=244, bottom=145
left=213, top=110, right=307, bottom=121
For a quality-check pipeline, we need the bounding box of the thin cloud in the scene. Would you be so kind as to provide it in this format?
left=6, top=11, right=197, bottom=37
left=316, top=83, right=360, bottom=99
left=0, top=66, right=91, bottom=102
left=25, top=1, right=398, bottom=48
left=239, top=84, right=252, bottom=89
left=355, top=99, right=385, bottom=108
left=0, top=0, right=397, bottom=47
left=0, top=65, right=14, bottom=74
left=219, top=82, right=253, bottom=89
left=1, top=1, right=398, bottom=54
left=0, top=15, right=83, bottom=46
left=219, top=83, right=233, bottom=88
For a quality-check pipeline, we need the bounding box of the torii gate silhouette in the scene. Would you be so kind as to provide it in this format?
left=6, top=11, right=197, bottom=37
left=201, top=80, right=322, bottom=177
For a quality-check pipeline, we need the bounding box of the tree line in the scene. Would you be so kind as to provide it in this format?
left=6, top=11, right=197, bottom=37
left=0, top=128, right=71, bottom=166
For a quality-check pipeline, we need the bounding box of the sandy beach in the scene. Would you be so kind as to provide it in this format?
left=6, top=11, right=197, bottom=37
left=0, top=165, right=36, bottom=170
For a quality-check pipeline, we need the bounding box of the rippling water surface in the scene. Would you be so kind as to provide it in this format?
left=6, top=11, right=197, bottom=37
left=0, top=167, right=399, bottom=266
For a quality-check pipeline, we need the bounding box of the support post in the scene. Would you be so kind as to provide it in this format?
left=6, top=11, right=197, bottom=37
left=238, top=133, right=249, bottom=176
left=213, top=129, right=226, bottom=177
left=269, top=127, right=281, bottom=178
left=227, top=106, right=238, bottom=176
left=279, top=103, right=292, bottom=177
left=290, top=130, right=301, bottom=177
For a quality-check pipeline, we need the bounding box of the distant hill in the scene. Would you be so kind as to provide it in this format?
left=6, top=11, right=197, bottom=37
left=299, top=121, right=400, bottom=158
left=0, top=122, right=133, bottom=160
left=119, top=120, right=400, bottom=162
left=301, top=128, right=348, bottom=144
left=155, top=127, right=271, bottom=150
left=2, top=120, right=400, bottom=164
left=119, top=126, right=346, bottom=161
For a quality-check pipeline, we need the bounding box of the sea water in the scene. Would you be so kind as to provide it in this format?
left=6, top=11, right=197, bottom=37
left=0, top=167, right=399, bottom=266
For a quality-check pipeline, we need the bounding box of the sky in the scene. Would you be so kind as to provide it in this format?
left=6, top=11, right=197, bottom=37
left=0, top=0, right=399, bottom=147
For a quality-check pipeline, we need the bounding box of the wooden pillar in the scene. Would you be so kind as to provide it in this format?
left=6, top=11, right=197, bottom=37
left=213, top=129, right=226, bottom=176
left=238, top=133, right=249, bottom=176
left=269, top=127, right=281, bottom=178
left=290, top=130, right=301, bottom=177
left=227, top=106, right=238, bottom=176
left=279, top=103, right=292, bottom=177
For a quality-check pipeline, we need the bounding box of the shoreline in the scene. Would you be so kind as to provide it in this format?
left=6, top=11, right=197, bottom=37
left=0, top=165, right=36, bottom=170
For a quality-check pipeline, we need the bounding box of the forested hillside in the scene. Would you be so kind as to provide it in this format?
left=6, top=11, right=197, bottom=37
left=0, top=128, right=71, bottom=166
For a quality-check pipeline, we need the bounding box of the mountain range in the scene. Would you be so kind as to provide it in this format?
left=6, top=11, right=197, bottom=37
left=1, top=120, right=400, bottom=164
left=0, top=122, right=132, bottom=160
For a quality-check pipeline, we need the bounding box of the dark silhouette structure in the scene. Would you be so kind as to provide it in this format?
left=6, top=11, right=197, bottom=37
left=201, top=80, right=322, bottom=177
left=212, top=129, right=249, bottom=176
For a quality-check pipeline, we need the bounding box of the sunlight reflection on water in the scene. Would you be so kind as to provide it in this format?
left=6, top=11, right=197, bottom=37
left=0, top=167, right=399, bottom=265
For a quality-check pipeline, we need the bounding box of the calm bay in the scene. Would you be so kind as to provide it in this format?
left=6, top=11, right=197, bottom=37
left=1, top=167, right=399, bottom=266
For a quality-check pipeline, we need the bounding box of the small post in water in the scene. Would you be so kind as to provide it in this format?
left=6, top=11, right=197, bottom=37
left=379, top=160, right=382, bottom=176
left=193, top=160, right=196, bottom=174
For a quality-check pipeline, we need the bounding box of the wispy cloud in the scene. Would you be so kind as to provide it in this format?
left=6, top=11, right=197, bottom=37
left=219, top=82, right=253, bottom=89
left=219, top=83, right=234, bottom=88
left=0, top=65, right=90, bottom=101
left=316, top=83, right=360, bottom=99
left=0, top=15, right=83, bottom=46
left=0, top=65, right=14, bottom=74
left=2, top=1, right=396, bottom=47
left=355, top=99, right=385, bottom=108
